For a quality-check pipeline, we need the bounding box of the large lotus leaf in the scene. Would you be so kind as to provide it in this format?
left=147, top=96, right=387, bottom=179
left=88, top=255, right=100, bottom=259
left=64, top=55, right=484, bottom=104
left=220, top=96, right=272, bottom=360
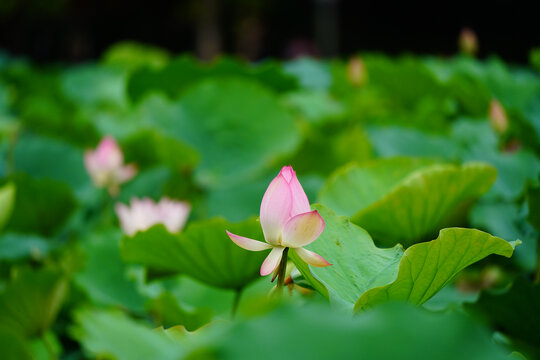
left=286, top=124, right=373, bottom=177
left=354, top=228, right=517, bottom=312
left=133, top=80, right=300, bottom=188
left=0, top=268, right=68, bottom=337
left=353, top=163, right=497, bottom=247
left=363, top=54, right=447, bottom=106
left=320, top=159, right=496, bottom=247
left=127, top=55, right=297, bottom=102
left=149, top=292, right=213, bottom=332
left=121, top=130, right=199, bottom=171
left=318, top=157, right=435, bottom=216
left=71, top=308, right=184, bottom=360
left=74, top=230, right=147, bottom=313
left=61, top=64, right=128, bottom=109
left=189, top=302, right=508, bottom=360
left=0, top=182, right=15, bottom=231
left=466, top=278, right=540, bottom=359
left=0, top=326, right=32, bottom=360
left=175, top=78, right=300, bottom=187
left=283, top=90, right=344, bottom=125
left=121, top=218, right=267, bottom=290
left=290, top=205, right=404, bottom=307
left=13, top=133, right=91, bottom=199
left=0, top=174, right=77, bottom=236
left=367, top=126, right=461, bottom=160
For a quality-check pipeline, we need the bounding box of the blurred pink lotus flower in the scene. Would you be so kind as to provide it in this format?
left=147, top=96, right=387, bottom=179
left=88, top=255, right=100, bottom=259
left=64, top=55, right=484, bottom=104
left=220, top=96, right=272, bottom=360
left=84, top=136, right=137, bottom=195
left=226, top=166, right=331, bottom=276
left=347, top=55, right=368, bottom=87
left=459, top=28, right=478, bottom=56
left=489, top=99, right=509, bottom=134
left=115, top=197, right=191, bottom=236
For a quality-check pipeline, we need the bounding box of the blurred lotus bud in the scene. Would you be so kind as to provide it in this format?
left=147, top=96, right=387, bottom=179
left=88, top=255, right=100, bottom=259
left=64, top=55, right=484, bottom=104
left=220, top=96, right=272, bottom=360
left=115, top=197, right=191, bottom=236
left=456, top=265, right=504, bottom=293
left=489, top=99, right=509, bottom=133
left=459, top=28, right=478, bottom=56
left=84, top=136, right=137, bottom=196
left=347, top=56, right=367, bottom=87
left=480, top=265, right=503, bottom=289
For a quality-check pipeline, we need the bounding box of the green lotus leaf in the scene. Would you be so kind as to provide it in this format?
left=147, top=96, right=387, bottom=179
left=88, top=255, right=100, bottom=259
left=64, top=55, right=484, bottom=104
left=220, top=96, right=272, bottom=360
left=354, top=228, right=518, bottom=312
left=0, top=268, right=68, bottom=337
left=320, top=158, right=496, bottom=247
left=290, top=204, right=404, bottom=307
left=121, top=218, right=266, bottom=290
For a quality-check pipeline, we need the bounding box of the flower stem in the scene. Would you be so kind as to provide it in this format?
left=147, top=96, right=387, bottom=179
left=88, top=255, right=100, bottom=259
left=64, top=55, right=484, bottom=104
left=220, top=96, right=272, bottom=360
left=275, top=247, right=289, bottom=293
left=231, top=287, right=243, bottom=318
left=41, top=332, right=57, bottom=360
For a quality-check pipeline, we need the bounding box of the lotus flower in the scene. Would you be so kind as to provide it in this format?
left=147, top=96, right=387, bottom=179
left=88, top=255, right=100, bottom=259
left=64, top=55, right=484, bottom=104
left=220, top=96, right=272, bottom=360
left=459, top=27, right=478, bottom=56
left=226, top=166, right=331, bottom=276
left=489, top=99, right=508, bottom=134
left=115, top=197, right=191, bottom=236
left=84, top=136, right=137, bottom=195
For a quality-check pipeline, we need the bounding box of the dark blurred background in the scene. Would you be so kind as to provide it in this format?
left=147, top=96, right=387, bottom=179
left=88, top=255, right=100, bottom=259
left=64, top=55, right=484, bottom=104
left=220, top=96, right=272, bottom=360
left=1, top=0, right=539, bottom=63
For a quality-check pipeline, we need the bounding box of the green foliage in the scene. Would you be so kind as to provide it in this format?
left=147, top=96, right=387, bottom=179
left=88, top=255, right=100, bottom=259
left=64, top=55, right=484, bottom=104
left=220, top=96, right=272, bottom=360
left=122, top=218, right=267, bottom=290
left=320, top=159, right=496, bottom=247
left=71, top=308, right=184, bottom=360
left=1, top=174, right=76, bottom=236
left=0, top=326, right=31, bottom=360
left=292, top=206, right=516, bottom=311
left=0, top=267, right=68, bottom=337
left=149, top=292, right=213, bottom=331
left=290, top=205, right=403, bottom=307
left=128, top=56, right=297, bottom=102
left=467, top=278, right=540, bottom=359
left=74, top=230, right=147, bottom=313
left=190, top=302, right=509, bottom=360
left=0, top=181, right=15, bottom=230
left=102, top=41, right=170, bottom=72
left=355, top=228, right=517, bottom=311
left=0, top=233, right=53, bottom=261
left=1, top=44, right=539, bottom=359
left=176, top=78, right=300, bottom=187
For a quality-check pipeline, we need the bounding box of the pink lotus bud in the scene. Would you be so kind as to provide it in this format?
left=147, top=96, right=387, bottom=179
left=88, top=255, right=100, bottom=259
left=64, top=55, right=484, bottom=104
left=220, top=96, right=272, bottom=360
left=459, top=28, right=478, bottom=56
left=489, top=99, right=508, bottom=134
left=226, top=166, right=330, bottom=277
left=84, top=136, right=137, bottom=195
left=347, top=56, right=367, bottom=87
left=115, top=197, right=191, bottom=236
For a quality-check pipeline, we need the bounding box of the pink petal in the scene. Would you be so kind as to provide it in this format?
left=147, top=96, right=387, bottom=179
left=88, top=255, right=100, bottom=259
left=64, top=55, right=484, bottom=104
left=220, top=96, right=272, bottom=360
left=294, top=247, right=331, bottom=267
left=115, top=202, right=136, bottom=236
left=280, top=166, right=310, bottom=216
left=281, top=210, right=325, bottom=248
left=227, top=231, right=272, bottom=251
left=260, top=247, right=285, bottom=276
left=158, top=198, right=191, bottom=233
left=260, top=173, right=293, bottom=245
left=97, top=136, right=123, bottom=168
left=115, top=164, right=137, bottom=183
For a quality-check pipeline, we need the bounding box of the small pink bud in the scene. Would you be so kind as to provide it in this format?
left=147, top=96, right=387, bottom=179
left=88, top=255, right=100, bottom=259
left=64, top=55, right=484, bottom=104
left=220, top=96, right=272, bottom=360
left=489, top=99, right=508, bottom=134
left=459, top=28, right=478, bottom=56
left=84, top=136, right=137, bottom=195
left=347, top=56, right=368, bottom=87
